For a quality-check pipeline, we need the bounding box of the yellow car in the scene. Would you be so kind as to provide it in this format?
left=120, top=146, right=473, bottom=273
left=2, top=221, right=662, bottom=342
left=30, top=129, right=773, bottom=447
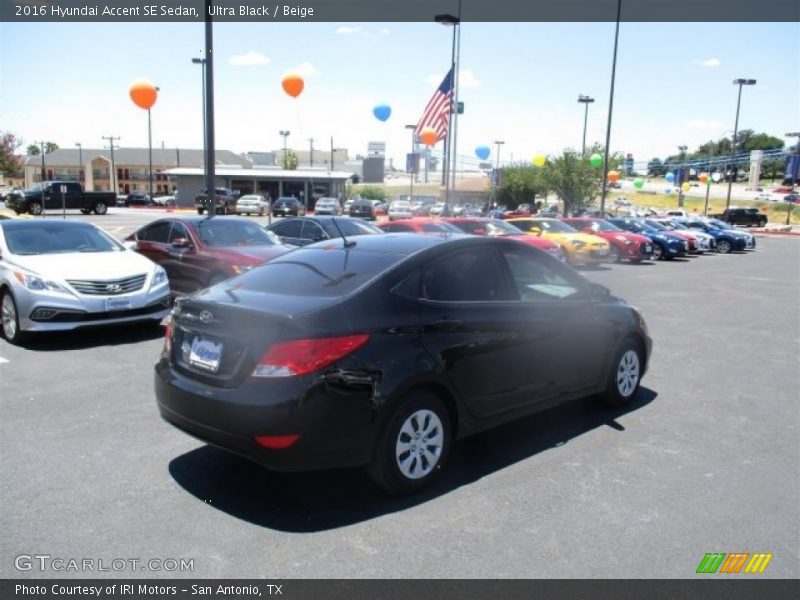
left=506, top=217, right=610, bottom=265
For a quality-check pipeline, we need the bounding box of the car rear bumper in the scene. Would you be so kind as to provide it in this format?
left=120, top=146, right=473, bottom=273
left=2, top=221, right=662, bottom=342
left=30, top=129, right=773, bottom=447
left=154, top=363, right=375, bottom=472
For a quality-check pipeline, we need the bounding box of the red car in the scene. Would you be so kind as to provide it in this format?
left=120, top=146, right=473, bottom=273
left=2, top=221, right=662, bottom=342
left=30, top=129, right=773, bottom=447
left=378, top=218, right=462, bottom=234
left=445, top=217, right=565, bottom=261
left=561, top=217, right=654, bottom=263
left=126, top=216, right=290, bottom=295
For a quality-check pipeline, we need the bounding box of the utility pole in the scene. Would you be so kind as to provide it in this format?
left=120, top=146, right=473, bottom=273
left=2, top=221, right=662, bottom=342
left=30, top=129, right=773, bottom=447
left=677, top=145, right=688, bottom=208
left=330, top=137, right=334, bottom=171
left=308, top=137, right=314, bottom=167
left=786, top=132, right=800, bottom=226
left=36, top=140, right=46, bottom=217
left=102, top=135, right=120, bottom=193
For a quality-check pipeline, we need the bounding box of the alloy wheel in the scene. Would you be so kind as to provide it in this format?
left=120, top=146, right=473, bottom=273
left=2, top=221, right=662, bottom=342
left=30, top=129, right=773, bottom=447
left=395, top=409, right=444, bottom=480
left=2, top=293, right=18, bottom=340
left=616, top=350, right=640, bottom=398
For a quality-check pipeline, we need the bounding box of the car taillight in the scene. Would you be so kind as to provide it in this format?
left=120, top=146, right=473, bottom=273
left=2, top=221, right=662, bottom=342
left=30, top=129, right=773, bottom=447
left=163, top=319, right=174, bottom=353
left=252, top=334, right=370, bottom=378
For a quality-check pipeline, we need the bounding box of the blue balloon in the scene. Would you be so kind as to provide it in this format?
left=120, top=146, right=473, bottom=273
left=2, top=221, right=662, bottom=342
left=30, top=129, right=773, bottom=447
left=665, top=172, right=675, bottom=183
left=372, top=104, right=391, bottom=122
left=475, top=145, right=491, bottom=161
left=665, top=188, right=673, bottom=194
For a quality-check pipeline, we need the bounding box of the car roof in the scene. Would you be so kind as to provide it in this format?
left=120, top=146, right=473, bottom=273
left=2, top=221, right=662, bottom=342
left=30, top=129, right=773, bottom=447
left=0, top=219, right=98, bottom=231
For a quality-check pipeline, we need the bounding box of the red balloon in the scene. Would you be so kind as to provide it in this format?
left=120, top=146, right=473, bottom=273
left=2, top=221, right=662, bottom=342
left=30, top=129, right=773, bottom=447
left=281, top=74, right=304, bottom=98
left=419, top=127, right=438, bottom=147
left=129, top=79, right=157, bottom=109
left=607, top=170, right=620, bottom=183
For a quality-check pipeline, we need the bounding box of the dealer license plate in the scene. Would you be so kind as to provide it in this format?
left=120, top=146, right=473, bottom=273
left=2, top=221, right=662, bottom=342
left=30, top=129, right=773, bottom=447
left=105, top=298, right=132, bottom=311
left=189, top=337, right=223, bottom=373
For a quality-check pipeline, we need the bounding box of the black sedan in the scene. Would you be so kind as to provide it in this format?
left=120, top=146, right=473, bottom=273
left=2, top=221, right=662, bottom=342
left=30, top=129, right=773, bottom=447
left=271, top=197, right=306, bottom=217
left=265, top=215, right=383, bottom=247
left=349, top=198, right=377, bottom=220
left=155, top=235, right=651, bottom=494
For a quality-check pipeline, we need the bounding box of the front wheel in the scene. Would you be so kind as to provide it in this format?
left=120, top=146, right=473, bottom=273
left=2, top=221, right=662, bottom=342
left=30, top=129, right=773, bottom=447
left=93, top=201, right=107, bottom=215
left=608, top=245, right=622, bottom=263
left=717, top=239, right=732, bottom=254
left=601, top=341, right=643, bottom=407
left=369, top=391, right=451, bottom=495
left=1, top=290, right=27, bottom=345
left=652, top=243, right=663, bottom=260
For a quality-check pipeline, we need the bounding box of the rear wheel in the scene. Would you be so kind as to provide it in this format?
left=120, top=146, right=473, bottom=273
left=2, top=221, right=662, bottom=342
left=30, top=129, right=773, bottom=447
left=369, top=391, right=451, bottom=495
left=652, top=243, right=663, bottom=260
left=1, top=290, right=27, bottom=345
left=601, top=340, right=643, bottom=407
left=29, top=202, right=43, bottom=216
left=608, top=245, right=622, bottom=263
left=93, top=201, right=107, bottom=215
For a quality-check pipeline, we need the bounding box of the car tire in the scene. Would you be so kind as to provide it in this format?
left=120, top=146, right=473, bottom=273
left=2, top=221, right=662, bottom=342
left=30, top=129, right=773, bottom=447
left=29, top=202, right=43, bottom=216
left=601, top=340, right=643, bottom=408
left=717, top=239, right=732, bottom=254
left=1, top=290, right=27, bottom=346
left=369, top=390, right=451, bottom=495
left=93, top=201, right=107, bottom=215
left=608, top=246, right=622, bottom=263
left=651, top=243, right=663, bottom=260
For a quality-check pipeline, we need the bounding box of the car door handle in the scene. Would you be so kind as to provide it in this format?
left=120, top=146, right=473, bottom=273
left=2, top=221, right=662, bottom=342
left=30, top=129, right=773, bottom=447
left=429, top=318, right=464, bottom=331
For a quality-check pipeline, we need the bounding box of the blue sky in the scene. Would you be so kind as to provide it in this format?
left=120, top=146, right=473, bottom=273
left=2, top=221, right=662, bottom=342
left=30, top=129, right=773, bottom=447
left=1, top=20, right=798, bottom=169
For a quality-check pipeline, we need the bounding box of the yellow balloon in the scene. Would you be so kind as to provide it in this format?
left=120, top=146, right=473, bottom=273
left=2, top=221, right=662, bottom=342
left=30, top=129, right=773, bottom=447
left=532, top=154, right=546, bottom=167
left=682, top=182, right=691, bottom=192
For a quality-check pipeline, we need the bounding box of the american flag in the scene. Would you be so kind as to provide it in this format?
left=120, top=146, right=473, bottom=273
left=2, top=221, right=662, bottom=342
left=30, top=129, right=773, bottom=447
left=415, top=68, right=454, bottom=144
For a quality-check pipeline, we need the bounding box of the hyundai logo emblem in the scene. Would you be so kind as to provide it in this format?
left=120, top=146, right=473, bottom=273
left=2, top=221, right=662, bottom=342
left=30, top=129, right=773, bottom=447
left=199, top=311, right=213, bottom=324
left=106, top=283, right=122, bottom=293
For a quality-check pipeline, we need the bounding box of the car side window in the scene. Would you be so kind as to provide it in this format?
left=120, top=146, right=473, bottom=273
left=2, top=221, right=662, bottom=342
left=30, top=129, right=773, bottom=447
left=138, top=221, right=172, bottom=243
left=168, top=222, right=189, bottom=243
left=300, top=221, right=325, bottom=241
left=272, top=220, right=303, bottom=238
left=422, top=249, right=512, bottom=302
left=384, top=223, right=412, bottom=232
left=501, top=248, right=581, bottom=301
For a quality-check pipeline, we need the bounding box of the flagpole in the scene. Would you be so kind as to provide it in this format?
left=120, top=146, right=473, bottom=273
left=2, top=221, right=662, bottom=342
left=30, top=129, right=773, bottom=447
left=451, top=0, right=462, bottom=197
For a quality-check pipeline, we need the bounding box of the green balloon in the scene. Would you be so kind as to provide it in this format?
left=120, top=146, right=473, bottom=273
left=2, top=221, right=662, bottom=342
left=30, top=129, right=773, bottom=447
left=589, top=153, right=602, bottom=168
left=634, top=178, right=644, bottom=189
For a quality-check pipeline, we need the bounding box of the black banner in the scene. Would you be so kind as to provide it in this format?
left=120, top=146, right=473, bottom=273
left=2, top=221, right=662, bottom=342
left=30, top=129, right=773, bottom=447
left=2, top=0, right=799, bottom=22
left=2, top=579, right=799, bottom=600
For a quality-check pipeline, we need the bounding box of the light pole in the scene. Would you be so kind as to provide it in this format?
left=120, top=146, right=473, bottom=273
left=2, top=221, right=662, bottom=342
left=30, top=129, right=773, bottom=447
left=493, top=140, right=504, bottom=209
left=435, top=7, right=461, bottom=214
left=191, top=57, right=207, bottom=169
left=725, top=78, right=756, bottom=211
left=577, top=95, right=594, bottom=157
left=785, top=132, right=799, bottom=225
left=74, top=142, right=83, bottom=184
left=102, top=135, right=119, bottom=193
left=599, top=0, right=622, bottom=216
left=279, top=130, right=290, bottom=167
left=308, top=137, right=314, bottom=167
left=148, top=86, right=160, bottom=201
left=677, top=145, right=688, bottom=207
left=405, top=124, right=417, bottom=203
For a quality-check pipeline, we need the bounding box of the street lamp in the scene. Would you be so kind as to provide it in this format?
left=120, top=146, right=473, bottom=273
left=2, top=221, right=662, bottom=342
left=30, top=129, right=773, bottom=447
left=279, top=130, right=291, bottom=167
left=493, top=140, right=505, bottom=209
left=75, top=142, right=83, bottom=183
left=191, top=57, right=207, bottom=169
left=405, top=124, right=417, bottom=203
left=435, top=6, right=461, bottom=212
left=725, top=78, right=756, bottom=211
left=677, top=145, right=688, bottom=207
left=577, top=95, right=594, bottom=157
left=599, top=0, right=622, bottom=216
left=785, top=131, right=800, bottom=226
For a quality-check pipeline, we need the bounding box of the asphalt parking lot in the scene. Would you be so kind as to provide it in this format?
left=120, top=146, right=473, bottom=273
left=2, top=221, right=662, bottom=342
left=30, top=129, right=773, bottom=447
left=1, top=209, right=798, bottom=579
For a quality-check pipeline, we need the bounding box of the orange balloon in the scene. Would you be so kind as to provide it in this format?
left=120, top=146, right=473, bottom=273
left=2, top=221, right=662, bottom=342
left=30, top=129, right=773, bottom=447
left=281, top=73, right=304, bottom=98
left=698, top=172, right=709, bottom=183
left=608, top=170, right=620, bottom=183
left=419, top=127, right=438, bottom=147
left=129, top=78, right=158, bottom=109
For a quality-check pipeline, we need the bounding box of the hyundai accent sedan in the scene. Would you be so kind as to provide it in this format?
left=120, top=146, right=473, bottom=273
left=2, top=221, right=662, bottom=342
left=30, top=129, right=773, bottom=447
left=155, top=235, right=651, bottom=495
left=1, top=220, right=171, bottom=345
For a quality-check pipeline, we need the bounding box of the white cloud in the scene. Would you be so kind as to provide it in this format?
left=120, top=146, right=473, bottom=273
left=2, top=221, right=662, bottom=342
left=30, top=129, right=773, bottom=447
left=291, top=62, right=318, bottom=77
left=336, top=26, right=361, bottom=35
left=693, top=57, right=720, bottom=68
left=229, top=51, right=270, bottom=67
left=686, top=119, right=724, bottom=129
left=458, top=70, right=481, bottom=88
left=378, top=28, right=391, bottom=35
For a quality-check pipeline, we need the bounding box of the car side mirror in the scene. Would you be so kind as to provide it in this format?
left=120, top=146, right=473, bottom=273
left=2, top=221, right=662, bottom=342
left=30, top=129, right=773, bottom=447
left=122, top=240, right=137, bottom=251
left=171, top=237, right=193, bottom=249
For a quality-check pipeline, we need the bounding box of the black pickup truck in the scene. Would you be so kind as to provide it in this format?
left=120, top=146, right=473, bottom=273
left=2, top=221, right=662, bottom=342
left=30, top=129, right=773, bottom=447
left=4, top=181, right=116, bottom=215
left=195, top=187, right=239, bottom=215
left=709, top=207, right=767, bottom=227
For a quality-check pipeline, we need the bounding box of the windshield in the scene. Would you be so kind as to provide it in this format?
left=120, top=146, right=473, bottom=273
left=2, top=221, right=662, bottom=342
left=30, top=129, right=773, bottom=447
left=196, top=220, right=278, bottom=247
left=484, top=220, right=524, bottom=235
left=708, top=219, right=731, bottom=229
left=534, top=220, right=577, bottom=233
left=27, top=183, right=49, bottom=193
left=644, top=220, right=668, bottom=231
left=575, top=219, right=621, bottom=232
left=3, top=223, right=122, bottom=255
left=390, top=201, right=411, bottom=209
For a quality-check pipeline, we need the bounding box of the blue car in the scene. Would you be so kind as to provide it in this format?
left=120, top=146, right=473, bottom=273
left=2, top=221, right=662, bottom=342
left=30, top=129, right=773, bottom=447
left=705, top=219, right=756, bottom=250
left=608, top=218, right=688, bottom=260
left=678, top=220, right=748, bottom=254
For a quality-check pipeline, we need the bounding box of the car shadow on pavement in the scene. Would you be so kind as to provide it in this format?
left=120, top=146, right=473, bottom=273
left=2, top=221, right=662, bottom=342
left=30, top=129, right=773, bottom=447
left=168, top=387, right=657, bottom=532
left=17, top=322, right=164, bottom=351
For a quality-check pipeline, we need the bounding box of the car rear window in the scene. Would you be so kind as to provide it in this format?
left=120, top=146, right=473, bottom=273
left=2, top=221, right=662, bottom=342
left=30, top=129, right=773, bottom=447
left=234, top=248, right=402, bottom=296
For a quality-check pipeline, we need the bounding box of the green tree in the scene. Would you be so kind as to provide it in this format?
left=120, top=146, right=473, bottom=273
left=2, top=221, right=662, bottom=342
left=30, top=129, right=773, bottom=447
left=647, top=157, right=666, bottom=176
left=497, top=164, right=548, bottom=208
left=355, top=185, right=386, bottom=201
left=543, top=149, right=600, bottom=215
left=761, top=158, right=784, bottom=183
left=25, top=141, right=59, bottom=156
left=281, top=149, right=298, bottom=170
left=1, top=131, right=23, bottom=178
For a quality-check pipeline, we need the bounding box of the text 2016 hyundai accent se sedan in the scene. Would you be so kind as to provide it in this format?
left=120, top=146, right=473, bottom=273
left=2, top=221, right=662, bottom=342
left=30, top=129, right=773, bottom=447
left=155, top=235, right=651, bottom=494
